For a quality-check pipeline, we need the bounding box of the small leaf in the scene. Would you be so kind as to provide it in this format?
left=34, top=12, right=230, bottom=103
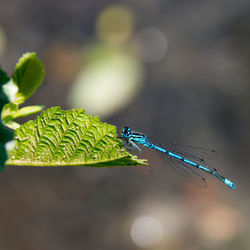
left=7, top=107, right=147, bottom=167
left=2, top=104, right=44, bottom=129
left=12, top=52, right=45, bottom=105
left=12, top=105, right=44, bottom=119
left=1, top=103, right=18, bottom=123
left=3, top=121, right=20, bottom=130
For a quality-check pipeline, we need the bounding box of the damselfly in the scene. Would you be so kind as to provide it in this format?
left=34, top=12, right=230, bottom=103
left=121, top=127, right=236, bottom=190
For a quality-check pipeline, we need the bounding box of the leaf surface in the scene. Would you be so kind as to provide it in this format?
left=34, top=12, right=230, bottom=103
left=7, top=107, right=146, bottom=167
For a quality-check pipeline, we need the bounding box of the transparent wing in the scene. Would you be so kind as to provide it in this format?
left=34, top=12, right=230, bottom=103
left=160, top=150, right=207, bottom=189
left=151, top=138, right=218, bottom=188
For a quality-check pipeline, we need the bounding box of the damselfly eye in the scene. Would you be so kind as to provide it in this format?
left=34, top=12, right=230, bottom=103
left=122, top=127, right=131, bottom=136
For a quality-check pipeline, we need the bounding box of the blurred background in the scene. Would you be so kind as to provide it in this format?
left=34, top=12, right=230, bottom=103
left=0, top=0, right=249, bottom=249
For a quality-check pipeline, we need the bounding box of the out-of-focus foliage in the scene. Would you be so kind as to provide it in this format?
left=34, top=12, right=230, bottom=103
left=0, top=67, right=14, bottom=170
left=68, top=5, right=144, bottom=118
left=96, top=5, right=134, bottom=45
left=68, top=45, right=144, bottom=117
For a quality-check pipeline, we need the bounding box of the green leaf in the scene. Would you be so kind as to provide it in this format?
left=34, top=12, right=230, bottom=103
left=0, top=67, right=14, bottom=170
left=7, top=107, right=147, bottom=167
left=12, top=52, right=44, bottom=105
left=13, top=105, right=44, bottom=118
left=3, top=121, right=20, bottom=130
left=2, top=104, right=44, bottom=125
left=1, top=103, right=18, bottom=123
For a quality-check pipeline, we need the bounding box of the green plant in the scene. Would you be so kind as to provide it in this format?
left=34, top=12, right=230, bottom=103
left=0, top=52, right=146, bottom=169
left=0, top=67, right=14, bottom=170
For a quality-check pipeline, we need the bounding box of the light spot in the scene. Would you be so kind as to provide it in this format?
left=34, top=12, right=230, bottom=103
left=130, top=216, right=163, bottom=248
left=198, top=205, right=242, bottom=242
left=132, top=27, right=168, bottom=63
left=96, top=5, right=134, bottom=45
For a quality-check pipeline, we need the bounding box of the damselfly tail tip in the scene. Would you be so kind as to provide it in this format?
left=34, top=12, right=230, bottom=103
left=224, top=178, right=236, bottom=190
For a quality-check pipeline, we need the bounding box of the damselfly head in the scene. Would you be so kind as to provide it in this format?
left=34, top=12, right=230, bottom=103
left=121, top=127, right=131, bottom=137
